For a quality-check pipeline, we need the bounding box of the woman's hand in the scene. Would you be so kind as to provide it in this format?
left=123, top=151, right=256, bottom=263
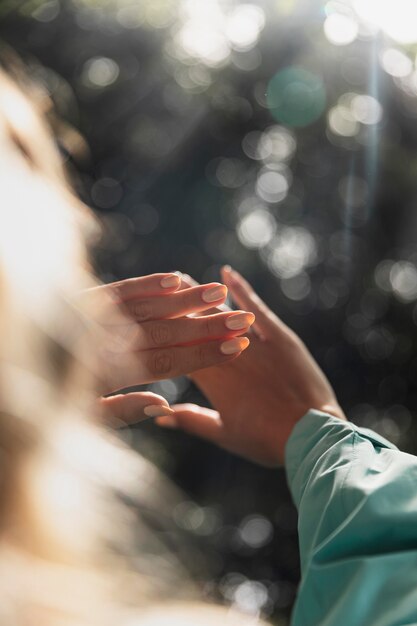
left=85, top=272, right=254, bottom=424
left=156, top=267, right=345, bottom=466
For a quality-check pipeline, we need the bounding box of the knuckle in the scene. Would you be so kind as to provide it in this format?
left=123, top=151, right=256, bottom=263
left=109, top=282, right=123, bottom=303
left=202, top=315, right=213, bottom=338
left=149, top=350, right=174, bottom=376
left=196, top=343, right=208, bottom=368
left=113, top=322, right=140, bottom=352
left=149, top=322, right=172, bottom=347
left=178, top=290, right=188, bottom=310
left=131, top=300, right=153, bottom=322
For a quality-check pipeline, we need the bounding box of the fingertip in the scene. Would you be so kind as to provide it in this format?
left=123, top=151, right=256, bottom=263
left=224, top=310, right=255, bottom=330
left=155, top=415, right=178, bottom=428
left=241, top=336, right=250, bottom=351
left=171, top=402, right=210, bottom=414
left=247, top=312, right=256, bottom=326
left=145, top=405, right=175, bottom=418
left=229, top=269, right=253, bottom=296
left=160, top=273, right=181, bottom=290
left=141, top=392, right=174, bottom=418
left=202, top=283, right=228, bottom=304
left=220, top=336, right=250, bottom=355
left=221, top=265, right=234, bottom=284
left=136, top=391, right=170, bottom=406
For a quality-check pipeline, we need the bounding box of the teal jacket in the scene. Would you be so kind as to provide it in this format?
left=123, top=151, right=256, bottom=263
left=285, top=410, right=417, bottom=626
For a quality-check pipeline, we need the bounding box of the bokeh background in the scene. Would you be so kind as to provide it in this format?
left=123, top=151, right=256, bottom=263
left=2, top=0, right=417, bottom=623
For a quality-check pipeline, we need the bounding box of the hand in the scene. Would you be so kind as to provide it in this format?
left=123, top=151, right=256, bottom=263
left=84, top=272, right=254, bottom=424
left=156, top=267, right=345, bottom=466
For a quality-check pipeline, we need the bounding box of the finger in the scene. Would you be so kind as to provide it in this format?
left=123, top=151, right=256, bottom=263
left=179, top=275, right=260, bottom=341
left=132, top=336, right=250, bottom=385
left=134, top=311, right=255, bottom=349
left=178, top=273, right=198, bottom=288
left=156, top=403, right=224, bottom=444
left=99, top=391, right=174, bottom=426
left=104, top=335, right=250, bottom=393
left=102, top=273, right=181, bottom=302
left=124, top=283, right=228, bottom=322
left=221, top=266, right=286, bottom=338
left=179, top=273, right=230, bottom=314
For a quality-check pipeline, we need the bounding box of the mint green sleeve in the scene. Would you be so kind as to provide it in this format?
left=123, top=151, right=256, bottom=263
left=285, top=409, right=417, bottom=626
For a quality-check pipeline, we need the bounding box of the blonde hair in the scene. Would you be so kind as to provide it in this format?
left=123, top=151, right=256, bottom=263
left=0, top=64, right=268, bottom=626
left=0, top=62, right=132, bottom=624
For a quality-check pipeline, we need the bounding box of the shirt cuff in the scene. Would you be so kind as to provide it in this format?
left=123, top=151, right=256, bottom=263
left=284, top=409, right=398, bottom=507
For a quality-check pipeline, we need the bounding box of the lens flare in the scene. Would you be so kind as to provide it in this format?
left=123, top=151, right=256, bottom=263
left=266, top=67, right=326, bottom=128
left=354, top=0, right=417, bottom=44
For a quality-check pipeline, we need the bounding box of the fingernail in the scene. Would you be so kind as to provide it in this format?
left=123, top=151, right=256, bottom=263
left=202, top=285, right=227, bottom=303
left=222, top=265, right=238, bottom=284
left=160, top=275, right=180, bottom=288
left=155, top=415, right=178, bottom=428
left=183, top=273, right=198, bottom=285
left=220, top=336, right=250, bottom=355
left=144, top=404, right=175, bottom=418
left=225, top=312, right=255, bottom=330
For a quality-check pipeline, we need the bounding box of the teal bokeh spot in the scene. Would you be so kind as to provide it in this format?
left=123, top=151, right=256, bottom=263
left=266, top=67, right=326, bottom=128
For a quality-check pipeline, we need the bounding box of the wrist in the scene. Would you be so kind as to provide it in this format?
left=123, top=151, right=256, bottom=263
left=317, top=403, right=347, bottom=421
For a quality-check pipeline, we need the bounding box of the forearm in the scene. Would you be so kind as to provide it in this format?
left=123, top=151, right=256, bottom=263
left=286, top=410, right=417, bottom=626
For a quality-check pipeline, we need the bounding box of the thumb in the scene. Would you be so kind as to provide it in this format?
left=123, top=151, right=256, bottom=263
left=99, top=391, right=174, bottom=426
left=155, top=403, right=224, bottom=444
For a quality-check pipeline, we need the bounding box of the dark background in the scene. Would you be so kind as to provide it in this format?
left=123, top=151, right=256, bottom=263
left=2, top=1, right=417, bottom=623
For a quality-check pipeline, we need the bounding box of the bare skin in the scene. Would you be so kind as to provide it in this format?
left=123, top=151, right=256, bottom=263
left=84, top=272, right=254, bottom=424
left=157, top=267, right=346, bottom=467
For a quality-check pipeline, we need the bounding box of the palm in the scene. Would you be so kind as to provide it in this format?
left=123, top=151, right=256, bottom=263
left=192, top=333, right=319, bottom=465
left=168, top=268, right=345, bottom=466
left=192, top=341, right=271, bottom=454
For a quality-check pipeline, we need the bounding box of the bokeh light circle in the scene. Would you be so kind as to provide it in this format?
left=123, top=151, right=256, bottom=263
left=237, top=209, right=276, bottom=249
left=381, top=48, right=412, bottom=78
left=328, top=105, right=359, bottom=137
left=390, top=261, right=417, bottom=302
left=351, top=95, right=383, bottom=125
left=226, top=4, right=265, bottom=51
left=256, top=168, right=289, bottom=203
left=324, top=13, right=358, bottom=46
left=81, top=57, right=119, bottom=89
